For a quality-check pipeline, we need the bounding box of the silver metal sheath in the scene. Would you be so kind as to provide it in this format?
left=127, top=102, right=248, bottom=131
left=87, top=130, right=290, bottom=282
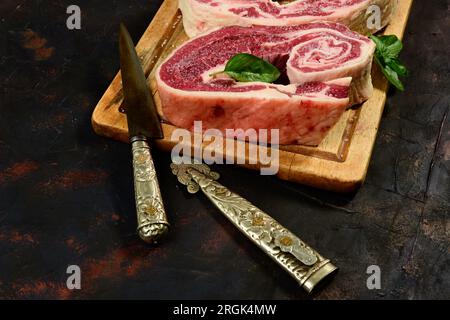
left=171, top=162, right=337, bottom=293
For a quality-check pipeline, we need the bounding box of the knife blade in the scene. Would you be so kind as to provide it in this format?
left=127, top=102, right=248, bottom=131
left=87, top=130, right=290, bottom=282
left=119, top=23, right=169, bottom=243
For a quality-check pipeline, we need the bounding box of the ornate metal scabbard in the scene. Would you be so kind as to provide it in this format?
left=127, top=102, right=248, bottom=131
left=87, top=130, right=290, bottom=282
left=131, top=136, right=169, bottom=243
left=171, top=162, right=337, bottom=293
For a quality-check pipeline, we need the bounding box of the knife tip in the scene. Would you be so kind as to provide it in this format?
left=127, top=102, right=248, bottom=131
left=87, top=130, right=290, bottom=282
left=119, top=22, right=128, bottom=36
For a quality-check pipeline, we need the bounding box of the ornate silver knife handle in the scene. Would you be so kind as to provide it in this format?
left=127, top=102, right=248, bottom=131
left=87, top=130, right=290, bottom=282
left=131, top=136, right=169, bottom=243
left=171, top=162, right=337, bottom=293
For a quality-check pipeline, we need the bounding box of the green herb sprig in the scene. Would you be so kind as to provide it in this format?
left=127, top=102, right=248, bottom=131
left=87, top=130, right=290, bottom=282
left=370, top=34, right=408, bottom=91
left=212, top=53, right=281, bottom=83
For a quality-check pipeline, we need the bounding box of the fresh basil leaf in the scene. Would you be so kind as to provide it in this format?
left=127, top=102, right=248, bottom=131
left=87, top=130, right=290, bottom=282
left=381, top=35, right=403, bottom=58
left=223, top=71, right=275, bottom=83
left=371, top=34, right=407, bottom=91
left=387, top=58, right=408, bottom=77
left=223, top=53, right=280, bottom=83
left=377, top=58, right=405, bottom=91
left=370, top=35, right=385, bottom=52
left=379, top=35, right=399, bottom=46
left=371, top=34, right=403, bottom=60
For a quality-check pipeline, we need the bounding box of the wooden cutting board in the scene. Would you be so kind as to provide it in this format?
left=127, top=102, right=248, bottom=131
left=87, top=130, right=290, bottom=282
left=92, top=0, right=413, bottom=192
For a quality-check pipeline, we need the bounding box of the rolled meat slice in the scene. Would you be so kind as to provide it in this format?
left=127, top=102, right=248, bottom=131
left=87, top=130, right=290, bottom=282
left=156, top=23, right=375, bottom=145
left=180, top=0, right=398, bottom=38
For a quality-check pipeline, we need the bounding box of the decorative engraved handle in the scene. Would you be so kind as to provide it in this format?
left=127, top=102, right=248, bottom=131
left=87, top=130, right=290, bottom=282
left=171, top=162, right=337, bottom=293
left=132, top=136, right=169, bottom=243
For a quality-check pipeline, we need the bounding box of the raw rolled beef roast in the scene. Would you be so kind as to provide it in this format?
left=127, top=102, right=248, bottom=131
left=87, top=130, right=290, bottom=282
left=156, top=23, right=375, bottom=145
left=179, top=0, right=398, bottom=37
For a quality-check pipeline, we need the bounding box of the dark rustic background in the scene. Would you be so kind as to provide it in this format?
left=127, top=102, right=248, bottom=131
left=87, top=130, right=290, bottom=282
left=0, top=0, right=448, bottom=299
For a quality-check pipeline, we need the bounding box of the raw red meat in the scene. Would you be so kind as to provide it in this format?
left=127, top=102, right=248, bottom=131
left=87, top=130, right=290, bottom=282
left=156, top=23, right=375, bottom=145
left=180, top=0, right=397, bottom=37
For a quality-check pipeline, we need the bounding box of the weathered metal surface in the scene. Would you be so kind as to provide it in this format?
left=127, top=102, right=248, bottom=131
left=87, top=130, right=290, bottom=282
left=0, top=0, right=448, bottom=299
